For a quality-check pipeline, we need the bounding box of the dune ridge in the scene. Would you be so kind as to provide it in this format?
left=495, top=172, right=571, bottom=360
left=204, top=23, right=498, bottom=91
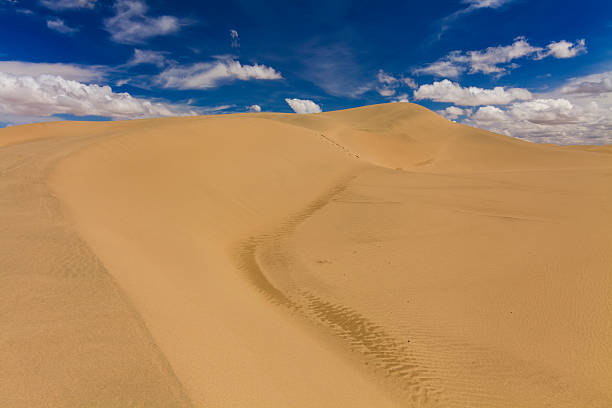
left=1, top=103, right=611, bottom=407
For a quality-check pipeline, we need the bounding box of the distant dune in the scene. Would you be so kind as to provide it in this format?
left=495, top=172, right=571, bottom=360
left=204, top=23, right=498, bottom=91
left=1, top=103, right=611, bottom=407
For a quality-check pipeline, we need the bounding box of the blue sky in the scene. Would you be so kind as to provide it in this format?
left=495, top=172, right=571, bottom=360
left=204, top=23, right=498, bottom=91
left=0, top=0, right=610, bottom=143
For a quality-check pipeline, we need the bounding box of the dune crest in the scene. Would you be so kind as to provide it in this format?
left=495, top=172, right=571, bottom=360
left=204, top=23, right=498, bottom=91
left=2, top=103, right=611, bottom=407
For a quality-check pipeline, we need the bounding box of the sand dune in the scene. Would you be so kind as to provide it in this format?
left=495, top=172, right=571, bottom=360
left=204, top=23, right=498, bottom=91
left=1, top=103, right=611, bottom=407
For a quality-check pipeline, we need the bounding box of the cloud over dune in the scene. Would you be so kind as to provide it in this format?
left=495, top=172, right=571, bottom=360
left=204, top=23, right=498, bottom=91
left=465, top=98, right=611, bottom=144
left=417, top=71, right=611, bottom=144
left=438, top=105, right=472, bottom=120
left=463, top=81, right=612, bottom=144
left=376, top=70, right=417, bottom=98
left=285, top=98, right=322, bottom=114
left=0, top=71, right=197, bottom=120
left=414, top=79, right=532, bottom=106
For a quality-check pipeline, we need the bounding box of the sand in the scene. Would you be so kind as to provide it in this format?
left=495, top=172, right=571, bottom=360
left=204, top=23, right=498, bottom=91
left=1, top=103, right=611, bottom=407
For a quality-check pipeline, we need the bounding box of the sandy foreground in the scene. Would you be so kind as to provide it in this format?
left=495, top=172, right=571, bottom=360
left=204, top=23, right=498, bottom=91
left=1, top=103, right=611, bottom=407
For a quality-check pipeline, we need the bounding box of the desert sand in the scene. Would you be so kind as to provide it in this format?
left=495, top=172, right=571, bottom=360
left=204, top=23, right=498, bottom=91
left=1, top=103, right=611, bottom=407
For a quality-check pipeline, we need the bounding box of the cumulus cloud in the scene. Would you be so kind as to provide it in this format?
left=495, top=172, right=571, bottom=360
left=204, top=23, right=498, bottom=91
left=0, top=61, right=104, bottom=82
left=536, top=39, right=587, bottom=59
left=40, top=0, right=95, bottom=10
left=559, top=71, right=612, bottom=95
left=414, top=37, right=587, bottom=78
left=438, top=105, right=472, bottom=120
left=157, top=58, right=282, bottom=89
left=460, top=70, right=612, bottom=145
left=285, top=98, right=321, bottom=114
left=46, top=18, right=78, bottom=34
left=247, top=104, right=261, bottom=112
left=104, top=0, right=183, bottom=44
left=414, top=79, right=532, bottom=106
left=0, top=71, right=198, bottom=121
left=230, top=29, right=239, bottom=48
left=126, top=49, right=169, bottom=68
left=465, top=37, right=540, bottom=75
left=507, top=99, right=578, bottom=124
left=466, top=98, right=611, bottom=144
left=470, top=105, right=509, bottom=122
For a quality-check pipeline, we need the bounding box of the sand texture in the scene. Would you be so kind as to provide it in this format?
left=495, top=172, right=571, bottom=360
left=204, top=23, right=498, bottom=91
left=1, top=103, right=611, bottom=407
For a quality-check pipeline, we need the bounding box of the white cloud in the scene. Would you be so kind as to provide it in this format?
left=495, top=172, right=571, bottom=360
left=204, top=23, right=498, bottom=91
left=46, top=18, right=78, bottom=34
left=230, top=29, right=239, bottom=48
left=0, top=71, right=198, bottom=121
left=126, top=49, right=169, bottom=67
left=377, top=87, right=395, bottom=96
left=507, top=99, right=577, bottom=124
left=40, top=0, right=95, bottom=10
left=466, top=37, right=539, bottom=75
left=104, top=0, right=183, bottom=44
left=461, top=0, right=512, bottom=8
left=157, top=58, right=282, bottom=89
left=402, top=77, right=418, bottom=89
left=0, top=61, right=104, bottom=82
left=466, top=99, right=611, bottom=144
left=247, top=104, right=261, bottom=112
left=536, top=39, right=587, bottom=59
left=377, top=70, right=397, bottom=97
left=285, top=98, right=321, bottom=114
left=414, top=79, right=532, bottom=106
left=414, top=37, right=587, bottom=78
left=413, top=56, right=466, bottom=78
left=377, top=69, right=397, bottom=85
left=560, top=71, right=612, bottom=95
left=470, top=105, right=509, bottom=122
left=376, top=70, right=417, bottom=97
left=461, top=71, right=612, bottom=145
left=438, top=105, right=472, bottom=120
left=438, top=0, right=514, bottom=39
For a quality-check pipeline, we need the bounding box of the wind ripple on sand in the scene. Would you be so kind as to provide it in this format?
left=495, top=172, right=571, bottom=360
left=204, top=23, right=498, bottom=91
left=233, top=174, right=445, bottom=406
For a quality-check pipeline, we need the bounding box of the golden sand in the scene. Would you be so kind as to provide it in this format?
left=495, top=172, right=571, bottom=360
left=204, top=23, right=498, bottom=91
left=1, top=103, right=611, bottom=407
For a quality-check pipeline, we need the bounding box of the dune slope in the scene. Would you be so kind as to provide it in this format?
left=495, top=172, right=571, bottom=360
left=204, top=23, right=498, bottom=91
left=1, top=103, right=611, bottom=407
